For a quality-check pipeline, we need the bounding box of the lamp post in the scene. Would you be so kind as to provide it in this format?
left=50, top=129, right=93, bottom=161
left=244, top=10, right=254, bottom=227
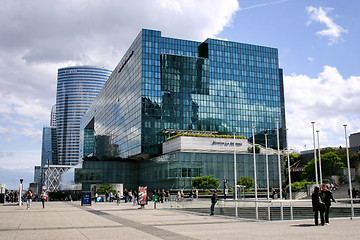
left=311, top=122, right=319, bottom=186
left=252, top=127, right=258, bottom=220
left=285, top=128, right=293, bottom=220
left=316, top=130, right=323, bottom=186
left=275, top=119, right=283, bottom=220
left=344, top=124, right=354, bottom=219
left=19, top=179, right=23, bottom=206
left=265, top=133, right=270, bottom=221
left=233, top=132, right=238, bottom=217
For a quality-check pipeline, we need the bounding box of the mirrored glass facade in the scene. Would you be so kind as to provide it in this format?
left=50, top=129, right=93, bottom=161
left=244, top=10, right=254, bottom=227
left=56, top=66, right=112, bottom=165
left=81, top=29, right=285, bottom=160
left=41, top=126, right=58, bottom=167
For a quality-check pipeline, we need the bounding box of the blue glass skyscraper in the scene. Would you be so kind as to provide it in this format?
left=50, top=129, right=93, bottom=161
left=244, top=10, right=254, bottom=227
left=56, top=66, right=111, bottom=165
left=81, top=29, right=286, bottom=160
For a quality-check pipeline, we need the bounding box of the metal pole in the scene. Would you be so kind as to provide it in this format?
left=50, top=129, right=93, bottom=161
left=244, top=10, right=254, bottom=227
left=252, top=127, right=258, bottom=220
left=19, top=179, right=23, bottom=206
left=233, top=132, right=238, bottom=217
left=311, top=122, right=319, bottom=186
left=286, top=128, right=293, bottom=220
left=316, top=130, right=323, bottom=186
left=344, top=124, right=354, bottom=219
left=275, top=119, right=283, bottom=220
left=265, top=133, right=270, bottom=221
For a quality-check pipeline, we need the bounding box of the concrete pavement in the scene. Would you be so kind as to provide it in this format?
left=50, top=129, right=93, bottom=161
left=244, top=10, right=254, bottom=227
left=1, top=201, right=359, bottom=239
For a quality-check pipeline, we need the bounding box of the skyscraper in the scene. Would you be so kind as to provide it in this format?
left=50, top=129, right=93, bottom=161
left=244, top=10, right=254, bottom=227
left=50, top=104, right=56, bottom=127
left=56, top=66, right=111, bottom=165
left=41, top=126, right=58, bottom=167
left=81, top=29, right=286, bottom=160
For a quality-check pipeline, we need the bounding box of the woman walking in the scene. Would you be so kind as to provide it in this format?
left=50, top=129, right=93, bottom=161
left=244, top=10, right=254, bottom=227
left=26, top=190, right=33, bottom=210
left=40, top=190, right=46, bottom=208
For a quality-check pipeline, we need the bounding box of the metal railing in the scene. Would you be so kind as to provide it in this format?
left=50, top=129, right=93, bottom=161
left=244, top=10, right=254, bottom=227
left=157, top=198, right=360, bottom=221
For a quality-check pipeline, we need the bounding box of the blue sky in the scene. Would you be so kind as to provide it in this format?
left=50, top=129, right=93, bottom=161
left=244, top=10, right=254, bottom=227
left=1, top=0, right=359, bottom=189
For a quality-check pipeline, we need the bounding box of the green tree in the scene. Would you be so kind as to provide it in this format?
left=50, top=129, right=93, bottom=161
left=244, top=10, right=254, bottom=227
left=302, top=159, right=316, bottom=181
left=97, top=184, right=116, bottom=195
left=319, top=147, right=359, bottom=168
left=285, top=181, right=314, bottom=192
left=321, top=152, right=345, bottom=176
left=192, top=175, right=219, bottom=190
left=237, top=176, right=254, bottom=191
left=302, top=151, right=345, bottom=181
left=284, top=153, right=300, bottom=167
left=247, top=145, right=261, bottom=153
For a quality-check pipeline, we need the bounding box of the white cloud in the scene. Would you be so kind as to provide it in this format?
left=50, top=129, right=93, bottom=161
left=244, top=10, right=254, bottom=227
left=307, top=57, right=314, bottom=62
left=306, top=6, right=348, bottom=45
left=0, top=0, right=240, bottom=147
left=284, top=66, right=360, bottom=150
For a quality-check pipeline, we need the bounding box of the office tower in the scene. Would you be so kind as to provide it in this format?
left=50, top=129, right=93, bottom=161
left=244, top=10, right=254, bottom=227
left=56, top=66, right=111, bottom=165
left=81, top=29, right=286, bottom=161
left=50, top=104, right=56, bottom=127
left=41, top=126, right=58, bottom=167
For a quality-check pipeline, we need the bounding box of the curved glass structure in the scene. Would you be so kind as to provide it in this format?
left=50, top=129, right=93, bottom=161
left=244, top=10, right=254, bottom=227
left=56, top=66, right=112, bottom=165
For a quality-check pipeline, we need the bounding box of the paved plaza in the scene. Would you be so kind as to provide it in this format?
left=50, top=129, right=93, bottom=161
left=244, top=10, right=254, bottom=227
left=1, top=201, right=359, bottom=239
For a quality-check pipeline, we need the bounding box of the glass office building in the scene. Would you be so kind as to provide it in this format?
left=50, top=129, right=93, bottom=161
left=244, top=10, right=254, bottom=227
left=78, top=29, right=286, bottom=190
left=41, top=126, right=58, bottom=167
left=56, top=66, right=112, bottom=165
left=81, top=29, right=285, bottom=160
left=40, top=126, right=58, bottom=187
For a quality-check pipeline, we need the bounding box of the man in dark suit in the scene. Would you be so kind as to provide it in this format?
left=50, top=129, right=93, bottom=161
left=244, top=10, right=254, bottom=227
left=210, top=190, right=217, bottom=216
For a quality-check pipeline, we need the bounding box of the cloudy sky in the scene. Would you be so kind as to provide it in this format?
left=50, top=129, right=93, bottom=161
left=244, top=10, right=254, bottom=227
left=1, top=0, right=359, bottom=189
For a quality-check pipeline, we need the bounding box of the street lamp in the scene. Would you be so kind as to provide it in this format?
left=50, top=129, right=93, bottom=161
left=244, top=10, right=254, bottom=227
left=252, top=126, right=258, bottom=220
left=344, top=124, right=354, bottom=219
left=316, top=130, right=323, bottom=186
left=275, top=119, right=283, bottom=220
left=311, top=122, right=319, bottom=186
left=286, top=128, right=293, bottom=220
left=233, top=132, right=238, bottom=217
left=264, top=133, right=270, bottom=221
left=19, top=179, right=23, bottom=206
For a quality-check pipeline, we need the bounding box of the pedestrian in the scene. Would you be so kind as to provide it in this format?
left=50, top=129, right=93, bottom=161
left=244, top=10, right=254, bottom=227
left=26, top=190, right=33, bottom=209
left=133, top=190, right=138, bottom=205
left=123, top=188, right=128, bottom=203
left=105, top=190, right=109, bottom=202
left=129, top=190, right=133, bottom=203
left=351, top=188, right=357, bottom=199
left=40, top=190, right=46, bottom=208
left=116, top=191, right=121, bottom=206
left=9, top=190, right=14, bottom=203
left=161, top=189, right=165, bottom=203
left=321, top=184, right=337, bottom=225
left=312, top=186, right=325, bottom=226
left=195, top=189, right=198, bottom=199
left=189, top=189, right=194, bottom=199
left=109, top=191, right=113, bottom=202
left=95, top=192, right=98, bottom=203
left=210, top=190, right=217, bottom=216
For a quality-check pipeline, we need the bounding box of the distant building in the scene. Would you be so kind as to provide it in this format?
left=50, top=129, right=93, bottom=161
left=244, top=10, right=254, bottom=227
left=41, top=126, right=58, bottom=167
left=350, top=132, right=360, bottom=153
left=56, top=66, right=111, bottom=165
left=40, top=126, right=58, bottom=189
left=50, top=104, right=56, bottom=127
left=34, top=166, right=41, bottom=183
